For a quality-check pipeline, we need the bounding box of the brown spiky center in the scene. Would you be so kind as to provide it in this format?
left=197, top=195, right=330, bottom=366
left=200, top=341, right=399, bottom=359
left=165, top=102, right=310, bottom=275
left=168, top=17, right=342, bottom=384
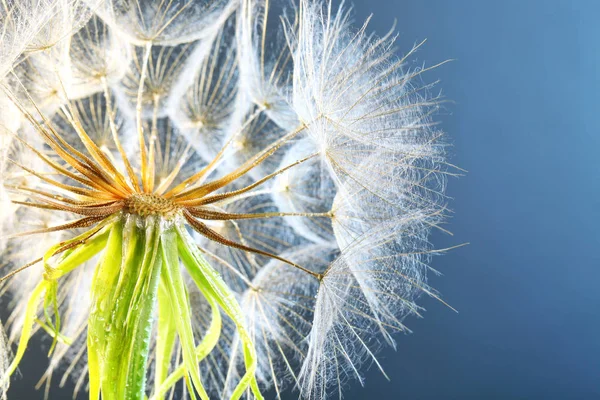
left=2, top=54, right=326, bottom=282
left=125, top=193, right=180, bottom=218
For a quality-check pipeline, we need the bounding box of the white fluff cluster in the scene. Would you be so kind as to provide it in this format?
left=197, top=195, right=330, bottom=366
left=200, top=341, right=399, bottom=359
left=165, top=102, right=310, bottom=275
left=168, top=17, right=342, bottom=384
left=0, top=0, right=454, bottom=398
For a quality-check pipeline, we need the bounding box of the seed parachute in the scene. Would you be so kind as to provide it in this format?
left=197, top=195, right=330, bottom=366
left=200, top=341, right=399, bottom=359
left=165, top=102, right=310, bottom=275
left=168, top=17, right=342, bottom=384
left=0, top=0, right=459, bottom=399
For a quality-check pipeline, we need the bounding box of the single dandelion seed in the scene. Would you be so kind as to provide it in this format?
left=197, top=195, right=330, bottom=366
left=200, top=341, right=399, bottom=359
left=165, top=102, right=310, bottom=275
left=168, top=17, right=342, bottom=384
left=0, top=0, right=460, bottom=399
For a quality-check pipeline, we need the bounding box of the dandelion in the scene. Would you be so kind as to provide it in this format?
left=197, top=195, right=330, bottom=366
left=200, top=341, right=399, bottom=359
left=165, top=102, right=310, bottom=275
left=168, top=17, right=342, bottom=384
left=0, top=0, right=458, bottom=399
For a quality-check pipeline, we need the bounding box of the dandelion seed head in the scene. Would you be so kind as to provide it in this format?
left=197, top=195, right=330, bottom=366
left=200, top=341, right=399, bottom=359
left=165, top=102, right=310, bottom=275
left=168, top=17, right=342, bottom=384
left=0, top=0, right=456, bottom=398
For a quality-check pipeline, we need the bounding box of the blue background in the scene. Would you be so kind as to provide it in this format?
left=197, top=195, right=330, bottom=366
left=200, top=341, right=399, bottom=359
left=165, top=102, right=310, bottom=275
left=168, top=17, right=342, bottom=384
left=339, top=0, right=600, bottom=399
left=9, top=0, right=600, bottom=399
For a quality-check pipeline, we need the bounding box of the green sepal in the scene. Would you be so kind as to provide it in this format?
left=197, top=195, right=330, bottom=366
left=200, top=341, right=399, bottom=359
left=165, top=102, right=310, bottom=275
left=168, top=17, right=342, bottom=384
left=153, top=280, right=178, bottom=396
left=176, top=224, right=264, bottom=400
left=43, top=220, right=113, bottom=282
left=159, top=225, right=210, bottom=400
left=151, top=269, right=222, bottom=400
left=1, top=219, right=114, bottom=385
left=88, top=216, right=162, bottom=400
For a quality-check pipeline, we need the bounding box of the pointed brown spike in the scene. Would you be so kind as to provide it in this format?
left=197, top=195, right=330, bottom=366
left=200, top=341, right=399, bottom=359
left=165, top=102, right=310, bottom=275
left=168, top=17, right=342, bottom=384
left=58, top=103, right=131, bottom=194
left=145, top=94, right=161, bottom=194
left=34, top=114, right=130, bottom=198
left=0, top=221, right=112, bottom=284
left=6, top=80, right=117, bottom=187
left=163, top=108, right=266, bottom=198
left=8, top=216, right=107, bottom=239
left=11, top=201, right=65, bottom=212
left=0, top=257, right=43, bottom=284
left=163, top=163, right=211, bottom=198
left=11, top=133, right=106, bottom=191
left=187, top=208, right=331, bottom=221
left=101, top=77, right=140, bottom=192
left=173, top=124, right=306, bottom=201
left=1, top=84, right=109, bottom=187
left=136, top=42, right=152, bottom=193
left=183, top=211, right=321, bottom=279
left=15, top=196, right=124, bottom=217
left=178, top=152, right=318, bottom=207
left=56, top=82, right=122, bottom=174
left=7, top=159, right=117, bottom=199
left=25, top=122, right=125, bottom=196
left=5, top=185, right=98, bottom=204
left=154, top=143, right=192, bottom=196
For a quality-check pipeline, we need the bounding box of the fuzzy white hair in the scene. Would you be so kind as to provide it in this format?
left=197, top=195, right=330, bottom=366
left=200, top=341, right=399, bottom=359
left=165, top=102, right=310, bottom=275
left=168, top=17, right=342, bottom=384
left=0, top=0, right=455, bottom=398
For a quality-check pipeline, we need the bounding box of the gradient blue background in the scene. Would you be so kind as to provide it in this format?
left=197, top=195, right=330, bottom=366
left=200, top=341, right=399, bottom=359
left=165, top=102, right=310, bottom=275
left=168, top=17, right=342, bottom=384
left=9, top=0, right=600, bottom=399
left=339, top=0, right=600, bottom=399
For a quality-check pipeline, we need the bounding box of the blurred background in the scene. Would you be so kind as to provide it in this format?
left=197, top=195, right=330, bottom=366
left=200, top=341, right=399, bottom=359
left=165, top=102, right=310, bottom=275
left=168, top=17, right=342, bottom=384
left=8, top=0, right=600, bottom=399
left=340, top=0, right=600, bottom=399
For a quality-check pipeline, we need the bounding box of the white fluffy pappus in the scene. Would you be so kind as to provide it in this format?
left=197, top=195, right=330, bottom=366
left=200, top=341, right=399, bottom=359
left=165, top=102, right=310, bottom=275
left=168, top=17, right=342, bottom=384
left=0, top=0, right=459, bottom=399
